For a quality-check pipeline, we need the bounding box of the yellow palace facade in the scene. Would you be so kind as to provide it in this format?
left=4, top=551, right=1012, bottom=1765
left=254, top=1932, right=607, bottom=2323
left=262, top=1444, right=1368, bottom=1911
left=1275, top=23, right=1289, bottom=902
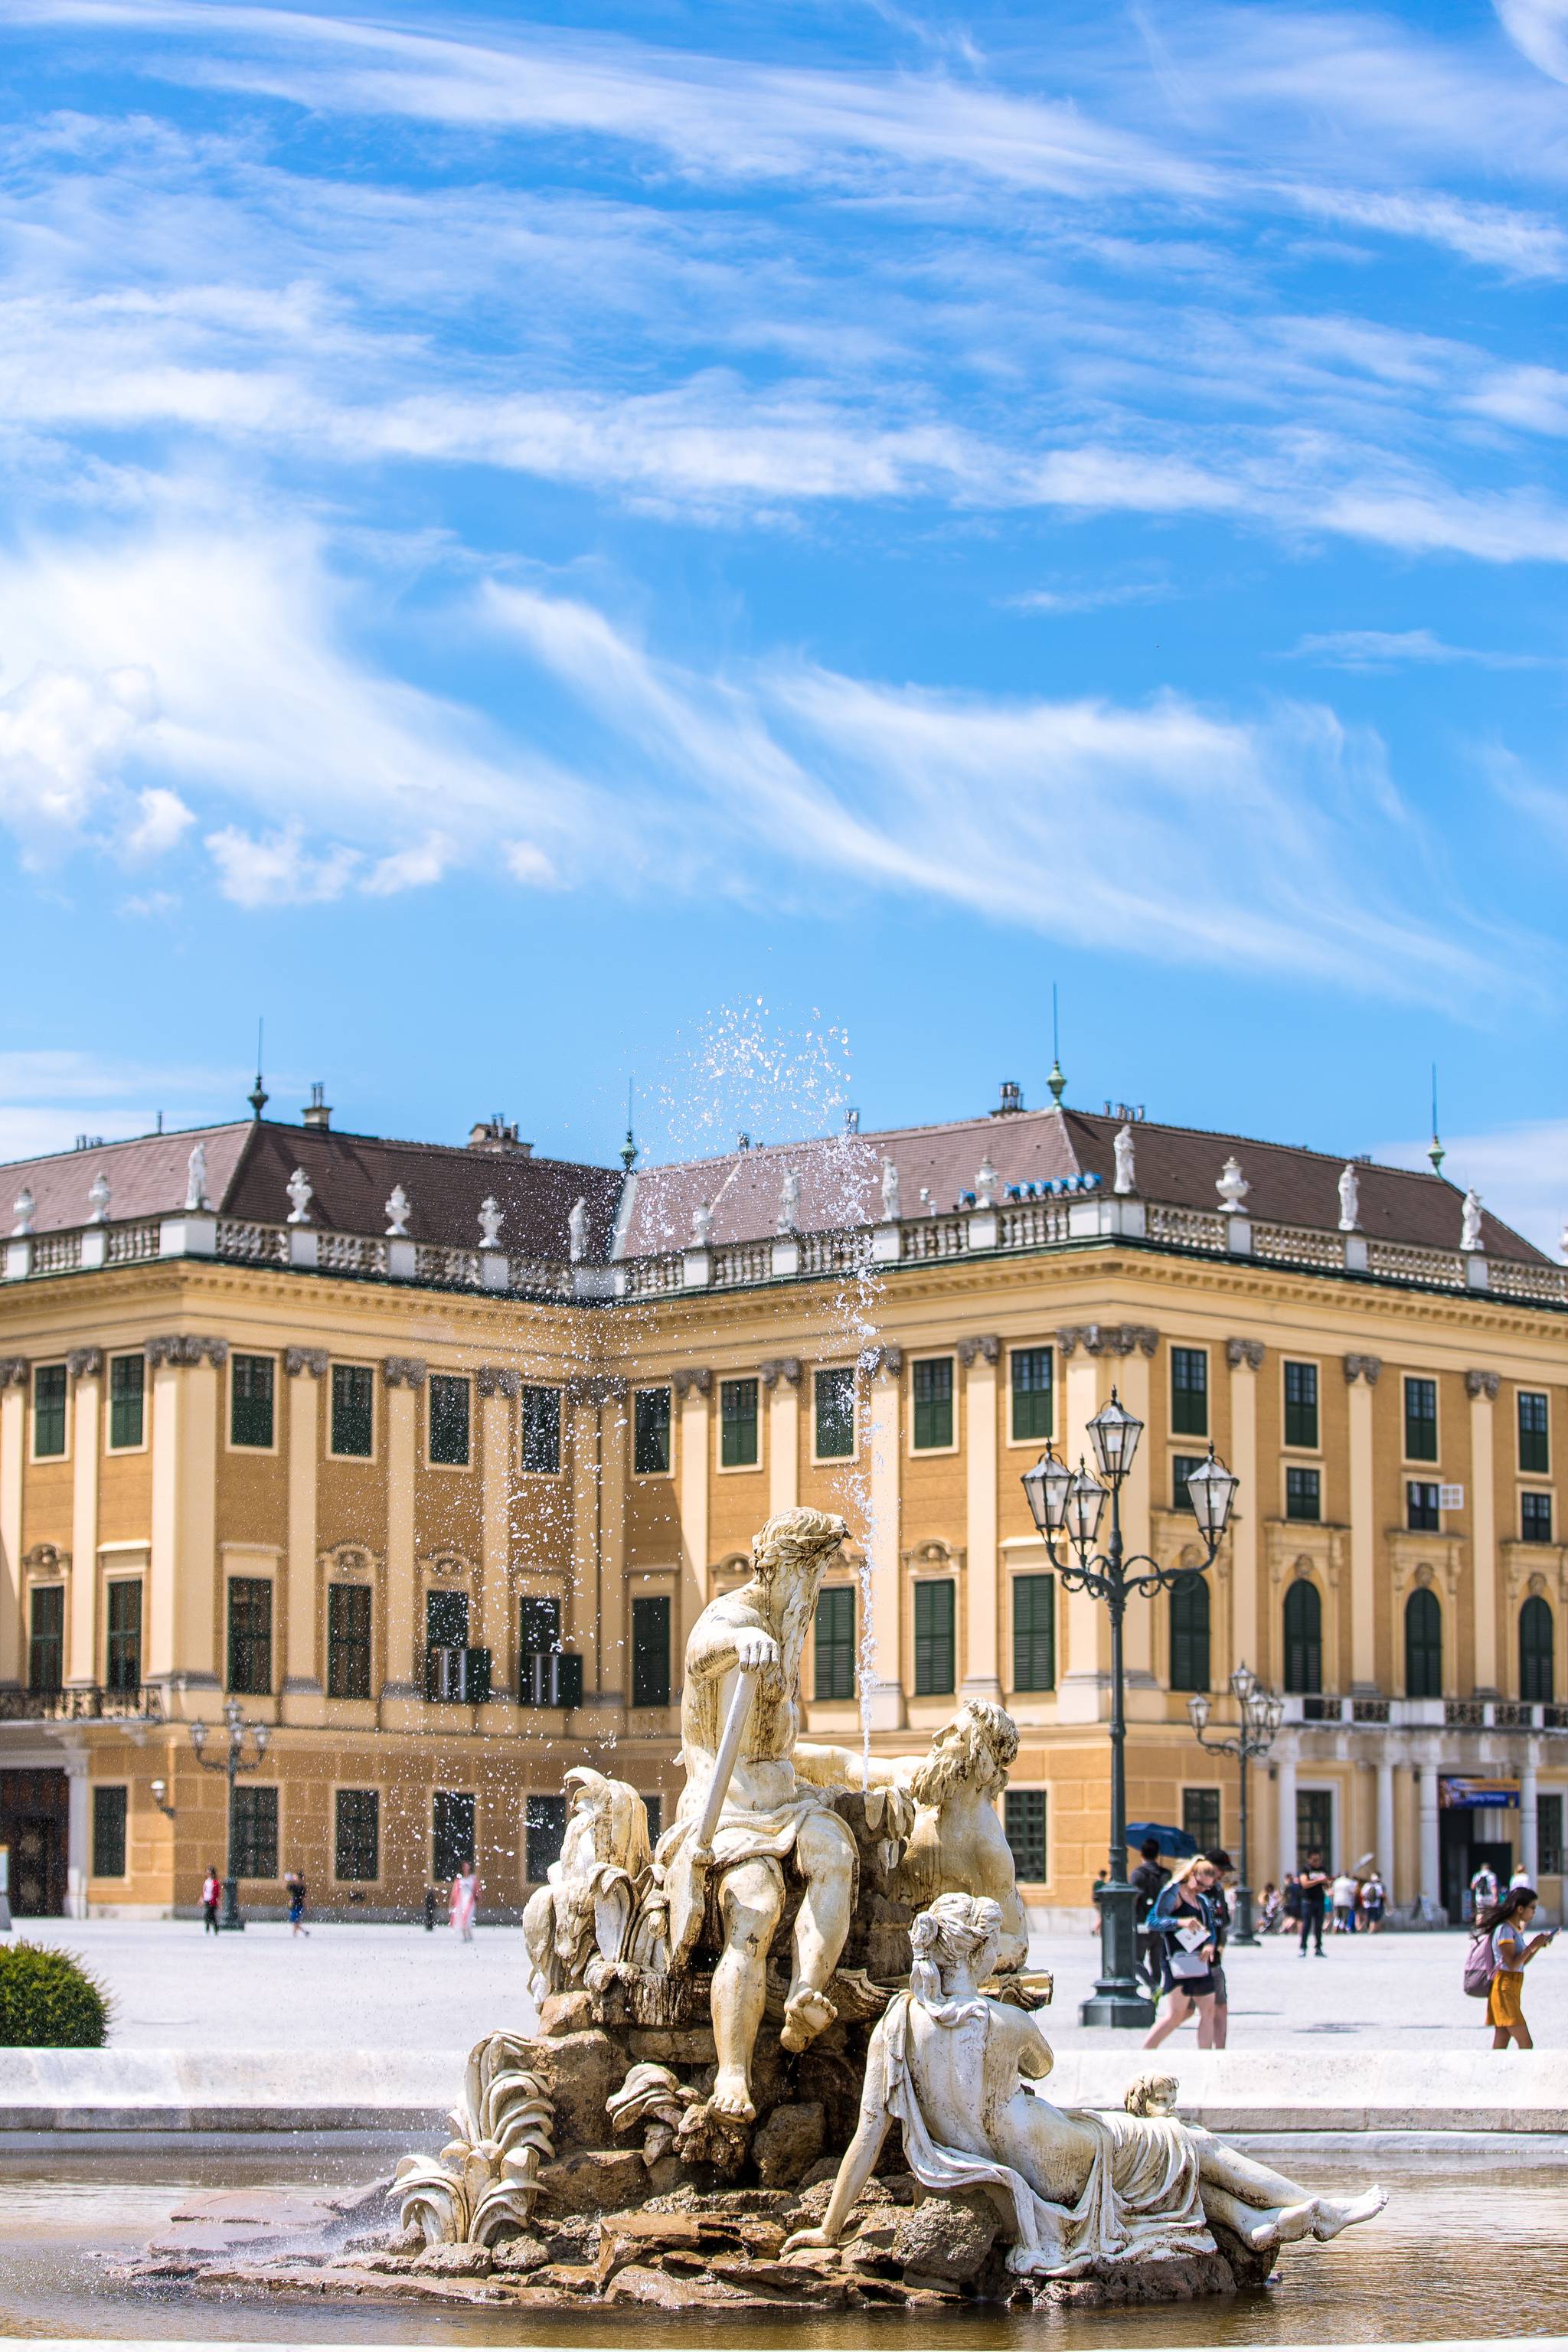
left=0, top=1087, right=1563, bottom=1927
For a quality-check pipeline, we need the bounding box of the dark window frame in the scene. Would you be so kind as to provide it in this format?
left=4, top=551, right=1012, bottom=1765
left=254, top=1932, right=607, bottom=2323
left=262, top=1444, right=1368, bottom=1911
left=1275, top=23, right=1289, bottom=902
left=427, top=1373, right=472, bottom=1468
left=1403, top=1375, right=1439, bottom=1463
left=913, top=1577, right=956, bottom=1694
left=1521, top=1491, right=1554, bottom=1546
left=633, top=1387, right=672, bottom=1475
left=1283, top=1359, right=1319, bottom=1450
left=1169, top=1572, right=1210, bottom=1692
left=327, top=1581, right=373, bottom=1700
left=230, top=1783, right=279, bottom=1879
left=107, top=1353, right=145, bottom=1451
left=32, top=1364, right=67, bottom=1459
left=1011, top=1573, right=1056, bottom=1693
left=230, top=1353, right=276, bottom=1450
left=1520, top=1596, right=1555, bottom=1702
left=334, top=1787, right=381, bottom=1882
left=912, top=1357, right=956, bottom=1452
left=719, top=1377, right=760, bottom=1469
left=1285, top=1465, right=1322, bottom=1522
left=631, top=1594, right=671, bottom=1709
left=1182, top=1785, right=1221, bottom=1853
left=330, top=1364, right=375, bottom=1459
left=1010, top=1348, right=1053, bottom=1444
left=521, top=1386, right=562, bottom=1475
left=27, top=1584, right=64, bottom=1694
left=524, top=1792, right=567, bottom=1883
left=1171, top=1452, right=1205, bottom=1511
left=433, top=1788, right=476, bottom=1882
left=1171, top=1347, right=1209, bottom=1438
left=1004, top=1788, right=1047, bottom=1883
left=1406, top=1480, right=1441, bottom=1533
left=1282, top=1577, right=1322, bottom=1695
left=1404, top=1586, right=1443, bottom=1697
left=105, top=1576, right=142, bottom=1693
left=814, top=1585, right=856, bottom=1700
left=226, top=1576, right=273, bottom=1695
left=813, top=1367, right=855, bottom=1460
left=92, top=1784, right=128, bottom=1879
left=1518, top=1390, right=1550, bottom=1475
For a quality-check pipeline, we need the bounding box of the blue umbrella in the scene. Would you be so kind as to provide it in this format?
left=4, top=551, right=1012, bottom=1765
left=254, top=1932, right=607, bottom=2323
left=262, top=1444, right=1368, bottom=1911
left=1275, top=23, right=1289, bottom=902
left=1125, top=1821, right=1199, bottom=1857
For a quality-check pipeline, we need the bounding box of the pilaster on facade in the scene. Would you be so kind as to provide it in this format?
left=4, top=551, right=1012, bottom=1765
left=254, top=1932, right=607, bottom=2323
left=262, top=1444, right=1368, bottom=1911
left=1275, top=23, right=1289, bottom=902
left=67, top=1356, right=100, bottom=1690
left=763, top=1360, right=801, bottom=1520
left=282, top=1349, right=325, bottom=1718
left=380, top=1378, right=420, bottom=1710
left=479, top=1378, right=514, bottom=1702
left=960, top=1338, right=1001, bottom=1704
left=1055, top=1344, right=1109, bottom=1722
left=0, top=1374, right=24, bottom=1686
left=147, top=1342, right=218, bottom=1689
left=677, top=1371, right=711, bottom=1664
left=1467, top=1369, right=1500, bottom=1696
left=1225, top=1338, right=1261, bottom=1684
left=864, top=1351, right=903, bottom=1729
left=593, top=1383, right=629, bottom=1720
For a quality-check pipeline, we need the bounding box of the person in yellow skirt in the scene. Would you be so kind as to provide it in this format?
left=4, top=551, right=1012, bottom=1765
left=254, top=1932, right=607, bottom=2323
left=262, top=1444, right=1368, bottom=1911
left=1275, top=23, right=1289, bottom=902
left=1481, top=1885, right=1556, bottom=2050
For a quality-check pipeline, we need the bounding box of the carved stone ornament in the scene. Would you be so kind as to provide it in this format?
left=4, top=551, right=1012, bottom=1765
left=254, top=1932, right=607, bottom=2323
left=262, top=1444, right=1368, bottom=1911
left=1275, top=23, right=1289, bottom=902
left=1057, top=1324, right=1156, bottom=1358
left=671, top=1367, right=713, bottom=1398
left=146, top=1334, right=228, bottom=1369
left=975, top=1158, right=998, bottom=1209
left=383, top=1355, right=428, bottom=1388
left=87, top=1170, right=111, bottom=1225
left=284, top=1346, right=329, bottom=1378
left=0, top=1357, right=29, bottom=1387
left=66, top=1348, right=103, bottom=1380
left=384, top=1184, right=412, bottom=1237
left=565, top=1371, right=628, bottom=1407
left=956, top=1334, right=1001, bottom=1367
left=1461, top=1187, right=1484, bottom=1253
left=880, top=1158, right=901, bottom=1223
left=185, top=1142, right=211, bottom=1213
left=1216, top=1155, right=1250, bottom=1210
left=1343, top=1352, right=1382, bottom=1385
left=1465, top=1368, right=1501, bottom=1400
left=477, top=1365, right=523, bottom=1400
left=567, top=1197, right=588, bottom=1263
left=11, top=1187, right=34, bottom=1237
left=1338, top=1163, right=1361, bottom=1233
left=1113, top=1123, right=1136, bottom=1196
left=286, top=1167, right=314, bottom=1226
left=861, top=1342, right=904, bottom=1376
left=1226, top=1338, right=1266, bottom=1370
left=691, top=1200, right=714, bottom=1247
left=1413, top=1562, right=1435, bottom=1590
left=776, top=1168, right=801, bottom=1235
left=23, top=1541, right=70, bottom=1576
left=478, top=1195, right=504, bottom=1249
left=759, top=1358, right=803, bottom=1388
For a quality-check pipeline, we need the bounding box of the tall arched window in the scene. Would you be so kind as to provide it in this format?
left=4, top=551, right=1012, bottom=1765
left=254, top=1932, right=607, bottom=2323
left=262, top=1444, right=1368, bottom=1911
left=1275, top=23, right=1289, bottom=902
left=1283, top=1578, right=1321, bottom=1694
left=1403, top=1587, right=1442, bottom=1698
left=1169, top=1573, right=1210, bottom=1693
left=1520, top=1596, right=1555, bottom=1703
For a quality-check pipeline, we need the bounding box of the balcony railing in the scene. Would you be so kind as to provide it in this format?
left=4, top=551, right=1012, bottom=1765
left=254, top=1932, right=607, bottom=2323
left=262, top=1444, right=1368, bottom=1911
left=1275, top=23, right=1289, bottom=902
left=0, top=1683, right=165, bottom=1723
left=1281, top=1693, right=1566, bottom=1732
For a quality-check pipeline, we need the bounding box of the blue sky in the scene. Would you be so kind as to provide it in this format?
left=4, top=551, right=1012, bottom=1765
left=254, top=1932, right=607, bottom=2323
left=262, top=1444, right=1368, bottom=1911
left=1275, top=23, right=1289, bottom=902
left=2, top=0, right=1567, bottom=1243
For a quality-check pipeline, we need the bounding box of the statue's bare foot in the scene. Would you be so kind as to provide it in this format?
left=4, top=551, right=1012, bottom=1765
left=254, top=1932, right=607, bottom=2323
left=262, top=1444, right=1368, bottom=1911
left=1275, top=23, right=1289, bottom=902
left=780, top=1986, right=838, bottom=2053
left=1312, top=2187, right=1387, bottom=2242
left=708, top=2068, right=756, bottom=2122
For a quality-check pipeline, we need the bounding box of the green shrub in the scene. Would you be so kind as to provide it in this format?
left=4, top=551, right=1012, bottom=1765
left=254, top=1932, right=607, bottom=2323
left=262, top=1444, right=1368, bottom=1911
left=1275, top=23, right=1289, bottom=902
left=0, top=1941, right=110, bottom=2047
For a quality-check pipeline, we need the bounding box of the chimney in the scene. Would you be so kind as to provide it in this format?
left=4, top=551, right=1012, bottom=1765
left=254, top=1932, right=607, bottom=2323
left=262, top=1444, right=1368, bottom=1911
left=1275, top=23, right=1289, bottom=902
left=303, top=1083, right=332, bottom=1131
left=468, top=1114, right=532, bottom=1158
left=992, top=1080, right=1024, bottom=1116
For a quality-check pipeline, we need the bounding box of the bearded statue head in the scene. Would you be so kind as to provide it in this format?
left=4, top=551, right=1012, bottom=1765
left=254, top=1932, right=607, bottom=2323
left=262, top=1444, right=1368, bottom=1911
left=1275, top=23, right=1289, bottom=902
left=909, top=1698, right=1019, bottom=1807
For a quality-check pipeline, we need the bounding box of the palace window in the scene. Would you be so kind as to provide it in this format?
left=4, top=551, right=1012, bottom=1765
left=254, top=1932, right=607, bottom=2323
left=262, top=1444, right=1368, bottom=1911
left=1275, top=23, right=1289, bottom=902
left=912, top=1358, right=955, bottom=1450
left=1011, top=1348, right=1053, bottom=1443
left=634, top=1387, right=671, bottom=1475
left=1169, top=1573, right=1210, bottom=1693
left=1520, top=1596, right=1555, bottom=1703
left=230, top=1354, right=275, bottom=1449
left=327, top=1583, right=373, bottom=1700
left=335, top=1788, right=380, bottom=1882
left=1285, top=1466, right=1321, bottom=1523
left=32, top=1364, right=67, bottom=1459
left=1521, top=1492, right=1553, bottom=1545
left=1403, top=1377, right=1438, bottom=1462
left=1518, top=1391, right=1550, bottom=1475
left=1406, top=1481, right=1441, bottom=1533
left=1282, top=1579, right=1322, bottom=1694
left=1296, top=1789, right=1334, bottom=1863
left=226, top=1578, right=273, bottom=1694
left=524, top=1794, right=566, bottom=1883
left=331, top=1364, right=374, bottom=1458
left=28, top=1586, right=63, bottom=1694
left=428, top=1375, right=471, bottom=1467
left=108, top=1354, right=145, bottom=1450
left=521, top=1386, right=561, bottom=1474
left=814, top=1586, right=856, bottom=1701
left=1172, top=1454, right=1204, bottom=1511
left=1404, top=1587, right=1442, bottom=1698
left=230, top=1785, right=279, bottom=1879
left=913, top=1579, right=956, bottom=1694
left=1182, top=1787, right=1221, bottom=1852
left=814, top=1367, right=855, bottom=1459
left=1171, top=1348, right=1208, bottom=1438
left=1004, top=1790, right=1047, bottom=1883
left=720, top=1377, right=760, bottom=1468
left=1540, top=1792, right=1564, bottom=1877
left=1011, top=1575, right=1056, bottom=1693
left=92, top=1785, right=127, bottom=1879
left=433, top=1789, right=476, bottom=1882
left=1283, top=1361, right=1319, bottom=1449
left=632, top=1596, right=671, bottom=1709
left=106, top=1579, right=142, bottom=1692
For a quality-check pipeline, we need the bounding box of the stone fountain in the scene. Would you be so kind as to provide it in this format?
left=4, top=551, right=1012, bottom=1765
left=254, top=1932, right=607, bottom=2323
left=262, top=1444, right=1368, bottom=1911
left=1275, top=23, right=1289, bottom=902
left=129, top=1507, right=1384, bottom=2315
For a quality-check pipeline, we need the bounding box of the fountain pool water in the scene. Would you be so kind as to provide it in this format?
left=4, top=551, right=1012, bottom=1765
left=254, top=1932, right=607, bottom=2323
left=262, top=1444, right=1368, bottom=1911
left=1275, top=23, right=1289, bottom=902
left=0, top=2142, right=1558, bottom=2347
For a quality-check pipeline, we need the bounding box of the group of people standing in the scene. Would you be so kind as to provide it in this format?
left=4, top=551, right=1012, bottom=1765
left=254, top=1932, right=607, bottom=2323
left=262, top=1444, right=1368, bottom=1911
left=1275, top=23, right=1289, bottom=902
left=1256, top=1854, right=1387, bottom=1949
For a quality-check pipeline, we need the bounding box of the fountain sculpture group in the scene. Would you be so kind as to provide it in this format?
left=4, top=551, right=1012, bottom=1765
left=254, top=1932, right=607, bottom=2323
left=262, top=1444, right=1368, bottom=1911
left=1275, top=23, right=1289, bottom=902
left=136, top=1507, right=1385, bottom=2313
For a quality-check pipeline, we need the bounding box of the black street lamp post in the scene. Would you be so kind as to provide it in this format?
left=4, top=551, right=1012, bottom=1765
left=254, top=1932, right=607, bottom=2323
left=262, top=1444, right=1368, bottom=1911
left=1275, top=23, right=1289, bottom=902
left=1021, top=1391, right=1239, bottom=2027
left=1187, top=1665, right=1283, bottom=1945
left=189, top=1696, right=270, bottom=1931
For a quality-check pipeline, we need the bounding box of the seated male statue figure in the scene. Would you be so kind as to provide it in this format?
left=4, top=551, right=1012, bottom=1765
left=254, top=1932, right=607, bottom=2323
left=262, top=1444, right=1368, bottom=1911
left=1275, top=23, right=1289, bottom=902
left=671, top=1506, right=867, bottom=2122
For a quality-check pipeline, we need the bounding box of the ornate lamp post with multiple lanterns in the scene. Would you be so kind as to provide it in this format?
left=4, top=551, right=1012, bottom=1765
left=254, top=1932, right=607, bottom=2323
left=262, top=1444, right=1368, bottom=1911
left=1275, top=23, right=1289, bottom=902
left=1021, top=1391, right=1239, bottom=2027
left=188, top=1696, right=270, bottom=1932
left=1187, top=1664, right=1284, bottom=1945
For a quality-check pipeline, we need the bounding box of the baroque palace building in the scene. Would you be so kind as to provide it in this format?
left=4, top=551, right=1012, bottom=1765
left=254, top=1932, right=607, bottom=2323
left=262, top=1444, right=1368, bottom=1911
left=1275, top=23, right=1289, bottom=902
left=0, top=1083, right=1564, bottom=1928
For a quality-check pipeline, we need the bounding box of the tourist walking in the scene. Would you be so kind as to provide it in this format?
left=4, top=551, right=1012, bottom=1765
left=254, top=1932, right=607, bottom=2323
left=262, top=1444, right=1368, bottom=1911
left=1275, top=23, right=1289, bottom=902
left=1331, top=1868, right=1359, bottom=1933
left=1203, top=1849, right=1233, bottom=2048
left=1141, top=1856, right=1222, bottom=2050
left=1132, top=1837, right=1170, bottom=1998
left=450, top=1858, right=480, bottom=1942
left=1297, top=1851, right=1330, bottom=1955
left=1279, top=1871, right=1302, bottom=1939
left=1469, top=1860, right=1500, bottom=1919
left=1510, top=1860, right=1534, bottom=1891
left=286, top=1869, right=309, bottom=1937
left=201, top=1865, right=221, bottom=1935
left=1358, top=1869, right=1387, bottom=1933
left=1259, top=1880, right=1282, bottom=1932
left=1479, top=1886, right=1556, bottom=2050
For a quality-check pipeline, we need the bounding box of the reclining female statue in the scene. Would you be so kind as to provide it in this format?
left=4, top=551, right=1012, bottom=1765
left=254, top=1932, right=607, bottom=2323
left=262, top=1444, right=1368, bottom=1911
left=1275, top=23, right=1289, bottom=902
left=785, top=1893, right=1386, bottom=2278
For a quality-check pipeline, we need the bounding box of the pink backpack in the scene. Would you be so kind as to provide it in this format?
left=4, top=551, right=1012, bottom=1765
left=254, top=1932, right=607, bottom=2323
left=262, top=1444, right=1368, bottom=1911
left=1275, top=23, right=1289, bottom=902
left=1462, top=1929, right=1495, bottom=1998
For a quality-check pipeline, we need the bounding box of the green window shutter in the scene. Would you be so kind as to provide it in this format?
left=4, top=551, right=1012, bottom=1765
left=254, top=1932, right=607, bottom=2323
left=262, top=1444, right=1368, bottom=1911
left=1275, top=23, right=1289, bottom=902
left=1170, top=1348, right=1208, bottom=1437
left=33, top=1365, right=67, bottom=1458
left=327, top=1583, right=373, bottom=1699
left=335, top=1788, right=380, bottom=1881
left=1517, top=1391, right=1550, bottom=1475
left=230, top=1354, right=276, bottom=1449
left=913, top=1579, right=956, bottom=1694
left=1403, top=1377, right=1438, bottom=1462
left=720, top=1378, right=759, bottom=1468
left=106, top=1579, right=142, bottom=1692
left=227, top=1577, right=273, bottom=1694
left=814, top=1368, right=855, bottom=1459
left=1168, top=1573, right=1210, bottom=1692
left=429, top=1374, right=471, bottom=1465
left=1285, top=1466, right=1321, bottom=1521
left=109, top=1354, right=145, bottom=1449
left=1522, top=1492, right=1553, bottom=1545
left=521, top=1387, right=562, bottom=1473
left=634, top=1388, right=671, bottom=1474
left=913, top=1359, right=954, bottom=1450
left=92, top=1786, right=128, bottom=1878
left=1011, top=1349, right=1053, bottom=1443
left=1011, top=1575, right=1055, bottom=1691
left=632, top=1596, right=671, bottom=1707
left=814, top=1586, right=856, bottom=1700
left=28, top=1586, right=64, bottom=1694
left=1182, top=1787, right=1220, bottom=1852
left=331, top=1365, right=374, bottom=1456
left=1282, top=1579, right=1321, bottom=1694
left=1004, top=1789, right=1047, bottom=1882
left=1283, top=1361, right=1318, bottom=1449
left=1403, top=1589, right=1442, bottom=1697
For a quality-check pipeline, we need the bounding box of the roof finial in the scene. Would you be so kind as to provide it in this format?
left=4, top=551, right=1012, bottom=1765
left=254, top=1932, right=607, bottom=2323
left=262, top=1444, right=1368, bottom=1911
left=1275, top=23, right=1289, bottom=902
left=621, top=1076, right=639, bottom=1171
left=1427, top=1061, right=1444, bottom=1174
left=1047, top=980, right=1067, bottom=1105
left=248, top=1018, right=268, bottom=1119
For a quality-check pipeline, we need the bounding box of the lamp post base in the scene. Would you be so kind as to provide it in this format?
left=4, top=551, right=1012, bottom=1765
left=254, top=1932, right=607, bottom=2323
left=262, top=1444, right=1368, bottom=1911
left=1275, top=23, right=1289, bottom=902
left=1230, top=1881, right=1259, bottom=1945
left=1078, top=1877, right=1156, bottom=2029
left=220, top=1876, right=245, bottom=1932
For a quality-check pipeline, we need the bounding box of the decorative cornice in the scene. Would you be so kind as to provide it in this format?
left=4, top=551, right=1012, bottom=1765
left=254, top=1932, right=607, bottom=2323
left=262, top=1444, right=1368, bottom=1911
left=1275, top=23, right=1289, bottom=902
left=1057, top=1322, right=1157, bottom=1357
left=1465, top=1368, right=1501, bottom=1400
left=671, top=1366, right=713, bottom=1398
left=861, top=1343, right=903, bottom=1377
left=284, top=1346, right=329, bottom=1378
left=22, top=1540, right=70, bottom=1574
left=1343, top=1352, right=1382, bottom=1386
left=477, top=1365, right=522, bottom=1400
left=382, top=1355, right=427, bottom=1388
left=0, top=1357, right=28, bottom=1389
left=956, top=1334, right=1001, bottom=1367
left=66, top=1347, right=103, bottom=1380
left=1226, top=1338, right=1266, bottom=1370
left=759, top=1357, right=803, bottom=1388
left=146, top=1334, right=228, bottom=1369
left=567, top=1372, right=629, bottom=1406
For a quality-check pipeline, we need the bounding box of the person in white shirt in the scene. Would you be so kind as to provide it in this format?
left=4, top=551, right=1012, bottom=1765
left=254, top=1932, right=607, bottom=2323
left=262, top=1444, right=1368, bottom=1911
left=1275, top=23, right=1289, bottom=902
left=1470, top=1862, right=1500, bottom=1919
left=1331, top=1870, right=1358, bottom=1933
left=1510, top=1862, right=1534, bottom=1890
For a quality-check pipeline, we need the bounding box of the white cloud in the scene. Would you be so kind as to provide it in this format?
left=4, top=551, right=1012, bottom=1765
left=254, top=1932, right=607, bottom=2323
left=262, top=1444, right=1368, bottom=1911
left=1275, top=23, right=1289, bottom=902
left=123, top=782, right=194, bottom=856
left=1379, top=1119, right=1568, bottom=1258
left=204, top=823, right=361, bottom=906
left=1276, top=181, right=1568, bottom=279
left=1462, top=364, right=1568, bottom=436
left=362, top=832, right=452, bottom=895
left=1494, top=0, right=1568, bottom=85
left=1287, top=629, right=1553, bottom=671
left=0, top=1046, right=227, bottom=1162
left=0, top=662, right=156, bottom=851
left=504, top=839, right=559, bottom=887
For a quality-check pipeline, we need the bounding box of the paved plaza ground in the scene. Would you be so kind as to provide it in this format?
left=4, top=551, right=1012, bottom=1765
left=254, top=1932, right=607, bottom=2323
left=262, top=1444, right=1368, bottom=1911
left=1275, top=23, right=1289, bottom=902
left=10, top=1913, right=1563, bottom=2053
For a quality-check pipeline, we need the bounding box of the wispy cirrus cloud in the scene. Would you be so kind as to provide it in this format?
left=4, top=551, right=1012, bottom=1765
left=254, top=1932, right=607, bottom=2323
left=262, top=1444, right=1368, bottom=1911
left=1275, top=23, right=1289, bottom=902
left=1286, top=629, right=1559, bottom=671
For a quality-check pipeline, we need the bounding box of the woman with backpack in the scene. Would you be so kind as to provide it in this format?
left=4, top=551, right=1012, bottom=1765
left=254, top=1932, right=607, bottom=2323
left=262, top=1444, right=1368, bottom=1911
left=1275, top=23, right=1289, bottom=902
left=1470, top=1886, right=1556, bottom=2049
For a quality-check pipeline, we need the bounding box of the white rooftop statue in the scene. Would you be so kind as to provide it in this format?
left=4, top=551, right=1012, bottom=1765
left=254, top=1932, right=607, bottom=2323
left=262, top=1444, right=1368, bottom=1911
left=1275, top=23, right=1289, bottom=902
left=478, top=1196, right=503, bottom=1250
left=975, top=1158, right=998, bottom=1209
left=1338, top=1163, right=1360, bottom=1233
left=11, top=1187, right=34, bottom=1237
left=880, top=1157, right=901, bottom=1223
left=567, top=1197, right=588, bottom=1263
left=87, top=1170, right=111, bottom=1226
left=286, top=1168, right=313, bottom=1226
left=385, top=1184, right=412, bottom=1237
left=1217, top=1155, right=1250, bottom=1211
left=1461, top=1187, right=1484, bottom=1253
left=776, top=1168, right=800, bottom=1235
left=1113, top=1125, right=1136, bottom=1196
left=185, top=1142, right=211, bottom=1212
left=691, top=1200, right=714, bottom=1247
